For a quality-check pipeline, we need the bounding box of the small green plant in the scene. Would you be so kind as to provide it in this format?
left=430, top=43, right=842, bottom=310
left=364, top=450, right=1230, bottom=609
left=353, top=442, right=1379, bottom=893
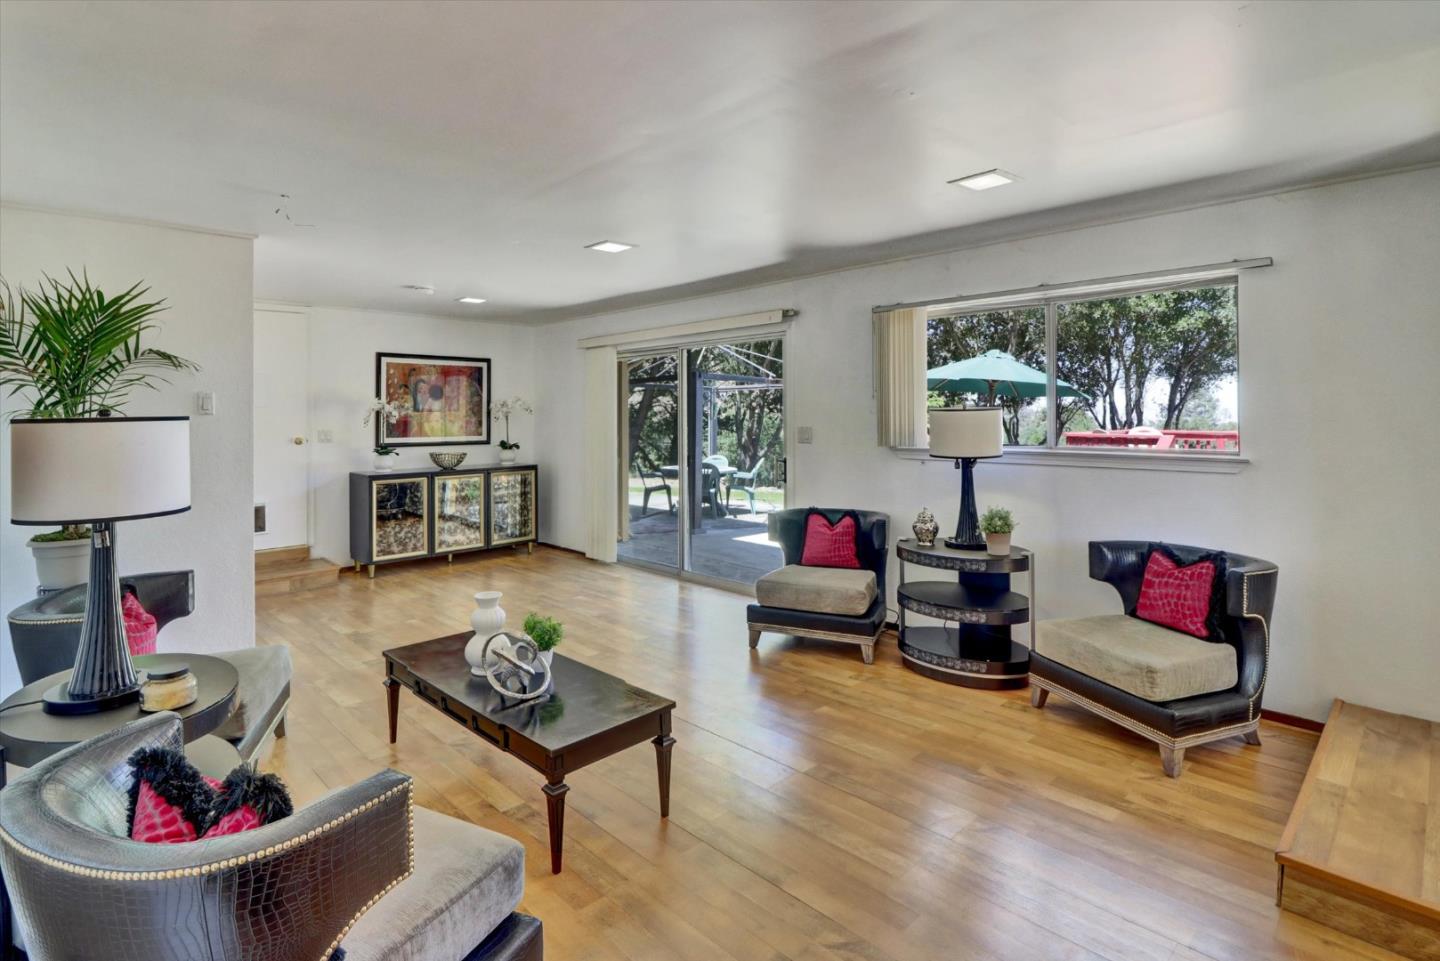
left=373, top=445, right=399, bottom=457
left=979, top=506, right=1015, bottom=534
left=30, top=525, right=91, bottom=543
left=523, top=612, right=564, bottom=652
left=0, top=271, right=199, bottom=417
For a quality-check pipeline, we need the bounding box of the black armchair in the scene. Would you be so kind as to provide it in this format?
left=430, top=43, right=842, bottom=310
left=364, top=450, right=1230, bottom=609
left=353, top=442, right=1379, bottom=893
left=746, top=508, right=889, bottom=663
left=1030, top=540, right=1278, bottom=777
left=7, top=571, right=195, bottom=685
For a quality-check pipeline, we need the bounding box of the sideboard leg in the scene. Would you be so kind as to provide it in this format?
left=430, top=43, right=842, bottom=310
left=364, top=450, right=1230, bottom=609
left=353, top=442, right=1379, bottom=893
left=367, top=564, right=376, bottom=579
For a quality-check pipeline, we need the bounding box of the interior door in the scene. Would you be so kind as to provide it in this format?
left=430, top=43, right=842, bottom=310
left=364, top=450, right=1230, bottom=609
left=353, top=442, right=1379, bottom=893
left=253, top=307, right=310, bottom=549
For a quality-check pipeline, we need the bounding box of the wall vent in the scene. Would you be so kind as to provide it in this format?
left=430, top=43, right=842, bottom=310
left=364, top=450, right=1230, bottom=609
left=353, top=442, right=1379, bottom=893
left=254, top=504, right=267, bottom=533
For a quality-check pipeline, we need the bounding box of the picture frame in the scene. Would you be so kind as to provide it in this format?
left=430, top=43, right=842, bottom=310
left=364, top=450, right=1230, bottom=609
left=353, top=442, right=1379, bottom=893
left=375, top=352, right=491, bottom=447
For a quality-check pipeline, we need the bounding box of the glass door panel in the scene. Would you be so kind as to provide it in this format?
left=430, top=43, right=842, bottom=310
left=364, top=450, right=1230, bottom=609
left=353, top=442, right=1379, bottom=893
left=372, top=477, right=429, bottom=560
left=683, top=339, right=784, bottom=585
left=435, top=473, right=487, bottom=552
left=488, top=469, right=536, bottom=545
left=618, top=353, right=681, bottom=570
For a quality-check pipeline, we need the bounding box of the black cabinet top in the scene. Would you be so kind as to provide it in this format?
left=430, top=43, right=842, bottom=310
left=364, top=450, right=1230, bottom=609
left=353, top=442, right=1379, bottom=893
left=351, top=464, right=537, bottom=478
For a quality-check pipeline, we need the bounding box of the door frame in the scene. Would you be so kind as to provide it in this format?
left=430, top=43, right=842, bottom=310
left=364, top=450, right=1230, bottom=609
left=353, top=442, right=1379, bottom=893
left=616, top=331, right=789, bottom=593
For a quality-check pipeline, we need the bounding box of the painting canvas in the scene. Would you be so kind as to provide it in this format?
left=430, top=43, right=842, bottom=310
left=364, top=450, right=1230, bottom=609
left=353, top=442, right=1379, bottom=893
left=376, top=352, right=490, bottom=446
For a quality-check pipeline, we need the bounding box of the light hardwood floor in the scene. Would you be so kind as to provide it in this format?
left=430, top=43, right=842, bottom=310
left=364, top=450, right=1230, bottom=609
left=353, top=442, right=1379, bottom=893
left=257, top=547, right=1399, bottom=961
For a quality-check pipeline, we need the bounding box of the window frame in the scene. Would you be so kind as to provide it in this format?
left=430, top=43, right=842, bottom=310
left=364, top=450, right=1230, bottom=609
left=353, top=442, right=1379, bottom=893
left=912, top=275, right=1249, bottom=473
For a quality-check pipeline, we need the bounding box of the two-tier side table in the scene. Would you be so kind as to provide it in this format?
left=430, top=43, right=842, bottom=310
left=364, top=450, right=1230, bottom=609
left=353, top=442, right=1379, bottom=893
left=895, top=539, right=1034, bottom=689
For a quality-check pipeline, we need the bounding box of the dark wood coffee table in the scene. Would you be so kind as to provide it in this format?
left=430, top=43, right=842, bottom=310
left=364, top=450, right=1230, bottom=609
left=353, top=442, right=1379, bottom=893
left=382, top=632, right=676, bottom=873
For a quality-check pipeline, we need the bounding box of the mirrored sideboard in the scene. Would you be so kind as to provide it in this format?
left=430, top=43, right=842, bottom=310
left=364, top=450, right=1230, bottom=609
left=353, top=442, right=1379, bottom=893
left=349, top=465, right=538, bottom=577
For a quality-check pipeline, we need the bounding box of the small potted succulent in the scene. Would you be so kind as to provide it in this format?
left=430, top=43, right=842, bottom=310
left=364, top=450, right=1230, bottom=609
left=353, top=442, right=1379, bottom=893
left=522, top=611, right=563, bottom=667
left=28, top=524, right=93, bottom=593
left=493, top=396, right=533, bottom=465
left=979, top=506, right=1015, bottom=556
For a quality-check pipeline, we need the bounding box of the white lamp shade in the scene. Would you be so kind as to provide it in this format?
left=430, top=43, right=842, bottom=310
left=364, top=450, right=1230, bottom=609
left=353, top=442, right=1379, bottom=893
left=10, top=417, right=191, bottom=524
left=928, top=406, right=1003, bottom=459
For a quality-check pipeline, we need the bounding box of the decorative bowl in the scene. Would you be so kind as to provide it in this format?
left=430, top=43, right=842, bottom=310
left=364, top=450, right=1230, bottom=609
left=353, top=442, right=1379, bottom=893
left=429, top=452, right=467, bottom=471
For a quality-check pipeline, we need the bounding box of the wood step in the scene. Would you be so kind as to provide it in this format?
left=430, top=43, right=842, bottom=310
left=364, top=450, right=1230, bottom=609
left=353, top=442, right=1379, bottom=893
left=1275, top=698, right=1440, bottom=960
left=255, top=557, right=341, bottom=597
left=256, top=545, right=311, bottom=571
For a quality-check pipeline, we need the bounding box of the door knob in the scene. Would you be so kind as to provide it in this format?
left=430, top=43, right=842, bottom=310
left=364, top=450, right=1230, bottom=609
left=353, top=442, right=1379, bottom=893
left=292, top=436, right=306, bottom=445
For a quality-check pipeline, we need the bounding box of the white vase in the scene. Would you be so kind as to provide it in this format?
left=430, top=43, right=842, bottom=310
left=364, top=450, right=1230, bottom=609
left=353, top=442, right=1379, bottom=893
left=538, top=649, right=554, bottom=668
left=499, top=449, right=518, bottom=465
left=374, top=454, right=394, bottom=471
left=464, top=591, right=507, bottom=675
left=985, top=532, right=1012, bottom=556
left=29, top=536, right=92, bottom=593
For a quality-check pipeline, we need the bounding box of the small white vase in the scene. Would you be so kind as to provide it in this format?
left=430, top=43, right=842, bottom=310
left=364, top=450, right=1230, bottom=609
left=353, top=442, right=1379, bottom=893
left=985, top=532, right=1012, bottom=556
left=464, top=591, right=507, bottom=675
left=374, top=454, right=394, bottom=471
left=538, top=649, right=554, bottom=668
left=498, top=449, right=518, bottom=465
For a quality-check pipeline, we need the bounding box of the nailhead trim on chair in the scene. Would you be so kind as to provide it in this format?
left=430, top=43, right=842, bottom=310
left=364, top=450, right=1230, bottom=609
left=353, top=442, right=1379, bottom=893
left=320, top=783, right=417, bottom=961
left=1240, top=568, right=1277, bottom=722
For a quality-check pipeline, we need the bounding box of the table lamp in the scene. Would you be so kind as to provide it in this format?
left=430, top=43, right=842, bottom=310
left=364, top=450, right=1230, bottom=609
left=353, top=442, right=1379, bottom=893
left=9, top=416, right=191, bottom=714
left=928, top=406, right=1002, bottom=550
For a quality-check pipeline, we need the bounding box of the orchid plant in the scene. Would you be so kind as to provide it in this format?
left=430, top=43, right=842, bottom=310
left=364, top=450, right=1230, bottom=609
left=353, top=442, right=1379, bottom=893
left=492, top=396, right=533, bottom=451
left=364, top=397, right=406, bottom=457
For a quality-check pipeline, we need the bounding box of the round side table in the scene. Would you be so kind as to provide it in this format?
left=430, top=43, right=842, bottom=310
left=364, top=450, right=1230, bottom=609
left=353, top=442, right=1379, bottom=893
left=0, top=654, right=238, bottom=767
left=895, top=539, right=1034, bottom=688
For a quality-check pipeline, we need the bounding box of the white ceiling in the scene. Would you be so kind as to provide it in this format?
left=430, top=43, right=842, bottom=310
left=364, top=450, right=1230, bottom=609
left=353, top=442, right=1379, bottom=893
left=3, top=1, right=1439, bottom=323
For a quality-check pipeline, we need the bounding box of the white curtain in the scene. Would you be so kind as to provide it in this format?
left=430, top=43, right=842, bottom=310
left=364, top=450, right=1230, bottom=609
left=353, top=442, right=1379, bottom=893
left=583, top=346, right=619, bottom=562
left=873, top=307, right=927, bottom=448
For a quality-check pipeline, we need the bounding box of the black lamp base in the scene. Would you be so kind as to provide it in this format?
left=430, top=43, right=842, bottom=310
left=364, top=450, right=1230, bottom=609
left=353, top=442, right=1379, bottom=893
left=41, top=679, right=141, bottom=716
left=947, top=457, right=986, bottom=552
left=943, top=537, right=987, bottom=552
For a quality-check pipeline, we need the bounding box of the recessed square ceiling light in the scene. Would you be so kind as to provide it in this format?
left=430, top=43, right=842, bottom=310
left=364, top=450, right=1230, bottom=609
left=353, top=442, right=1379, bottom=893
left=455, top=296, right=487, bottom=304
left=586, top=240, right=634, bottom=253
left=948, top=169, right=1018, bottom=191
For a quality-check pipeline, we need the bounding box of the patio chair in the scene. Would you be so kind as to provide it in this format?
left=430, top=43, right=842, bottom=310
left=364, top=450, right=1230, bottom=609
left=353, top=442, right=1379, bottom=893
left=726, top=464, right=762, bottom=515
left=700, top=462, right=726, bottom=518
left=639, top=467, right=673, bottom=516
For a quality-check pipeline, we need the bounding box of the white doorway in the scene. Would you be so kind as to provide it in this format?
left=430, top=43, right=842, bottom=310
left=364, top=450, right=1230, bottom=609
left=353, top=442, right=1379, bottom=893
left=253, top=306, right=310, bottom=549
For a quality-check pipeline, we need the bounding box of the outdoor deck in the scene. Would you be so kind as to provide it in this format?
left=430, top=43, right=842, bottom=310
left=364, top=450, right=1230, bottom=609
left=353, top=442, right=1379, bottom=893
left=618, top=500, right=782, bottom=585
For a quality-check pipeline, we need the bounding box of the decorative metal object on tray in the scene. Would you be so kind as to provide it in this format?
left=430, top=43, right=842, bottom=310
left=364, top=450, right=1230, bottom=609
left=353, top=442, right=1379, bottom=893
left=478, top=631, right=552, bottom=701
left=912, top=507, right=939, bottom=547
left=429, top=452, right=467, bottom=471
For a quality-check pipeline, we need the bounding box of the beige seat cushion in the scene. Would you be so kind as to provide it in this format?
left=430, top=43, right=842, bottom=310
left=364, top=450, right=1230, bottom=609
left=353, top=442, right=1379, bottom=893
left=343, top=806, right=525, bottom=961
left=1035, top=614, right=1237, bottom=702
left=754, top=564, right=877, bottom=616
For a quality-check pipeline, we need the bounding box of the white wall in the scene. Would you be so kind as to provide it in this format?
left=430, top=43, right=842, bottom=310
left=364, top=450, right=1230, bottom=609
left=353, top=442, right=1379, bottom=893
left=1, top=206, right=255, bottom=696
left=535, top=168, right=1440, bottom=723
left=298, top=306, right=537, bottom=565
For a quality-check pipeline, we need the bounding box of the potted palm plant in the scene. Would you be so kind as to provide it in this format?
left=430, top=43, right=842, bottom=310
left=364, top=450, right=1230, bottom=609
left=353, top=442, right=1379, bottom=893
left=1, top=271, right=199, bottom=588
left=979, top=506, right=1015, bottom=556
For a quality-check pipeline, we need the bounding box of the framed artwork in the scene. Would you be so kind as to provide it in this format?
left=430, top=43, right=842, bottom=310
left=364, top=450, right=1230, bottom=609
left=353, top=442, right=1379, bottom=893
left=375, top=352, right=491, bottom=446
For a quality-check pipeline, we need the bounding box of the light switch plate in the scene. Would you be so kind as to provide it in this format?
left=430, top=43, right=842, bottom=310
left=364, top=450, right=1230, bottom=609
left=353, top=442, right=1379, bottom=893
left=195, top=390, right=215, bottom=415
left=797, top=426, right=814, bottom=444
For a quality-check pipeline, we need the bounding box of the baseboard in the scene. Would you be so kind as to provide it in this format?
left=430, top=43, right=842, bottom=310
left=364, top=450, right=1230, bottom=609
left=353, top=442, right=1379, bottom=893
left=1261, top=709, right=1325, bottom=733
left=537, top=541, right=585, bottom=557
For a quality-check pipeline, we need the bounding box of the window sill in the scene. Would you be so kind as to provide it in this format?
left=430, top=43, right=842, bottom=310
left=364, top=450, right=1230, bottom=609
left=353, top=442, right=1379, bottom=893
left=892, top=446, right=1250, bottom=474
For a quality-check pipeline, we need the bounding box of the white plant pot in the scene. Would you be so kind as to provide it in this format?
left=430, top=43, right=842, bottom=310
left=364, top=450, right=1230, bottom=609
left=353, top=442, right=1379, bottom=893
left=985, top=532, right=1012, bottom=556
left=29, top=536, right=92, bottom=593
left=498, top=449, right=518, bottom=465
left=374, top=454, right=395, bottom=471
left=538, top=649, right=554, bottom=668
left=465, top=591, right=507, bottom=675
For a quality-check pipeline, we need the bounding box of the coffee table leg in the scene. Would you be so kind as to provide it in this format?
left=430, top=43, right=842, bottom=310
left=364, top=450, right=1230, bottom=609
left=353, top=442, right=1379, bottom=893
left=542, top=777, right=569, bottom=874
left=384, top=677, right=400, bottom=744
left=653, top=735, right=675, bottom=818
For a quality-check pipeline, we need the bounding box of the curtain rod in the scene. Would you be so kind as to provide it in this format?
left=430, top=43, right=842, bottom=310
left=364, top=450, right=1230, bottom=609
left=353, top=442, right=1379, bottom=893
left=871, top=257, right=1272, bottom=314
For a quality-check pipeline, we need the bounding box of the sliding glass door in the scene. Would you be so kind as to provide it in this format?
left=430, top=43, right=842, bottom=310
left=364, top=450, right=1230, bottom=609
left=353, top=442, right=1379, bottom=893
left=617, top=338, right=785, bottom=588
left=618, top=353, right=681, bottom=570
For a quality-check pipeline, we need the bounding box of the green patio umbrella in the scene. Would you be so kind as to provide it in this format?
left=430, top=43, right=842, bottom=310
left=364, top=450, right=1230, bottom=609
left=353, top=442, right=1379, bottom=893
left=927, top=350, right=1087, bottom=403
